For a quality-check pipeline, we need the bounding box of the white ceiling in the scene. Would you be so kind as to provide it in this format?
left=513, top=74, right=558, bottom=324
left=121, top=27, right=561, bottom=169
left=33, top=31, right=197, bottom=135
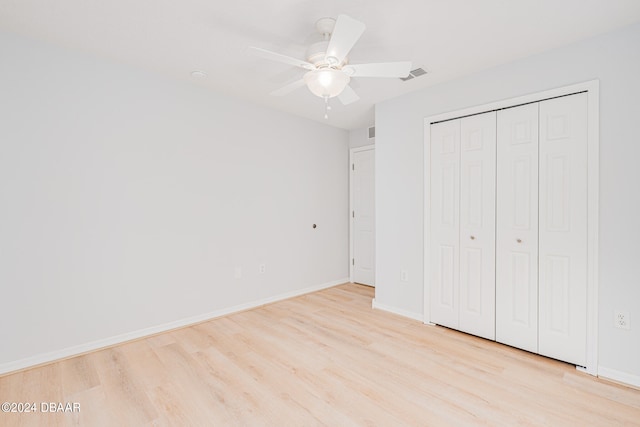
left=1, top=0, right=640, bottom=130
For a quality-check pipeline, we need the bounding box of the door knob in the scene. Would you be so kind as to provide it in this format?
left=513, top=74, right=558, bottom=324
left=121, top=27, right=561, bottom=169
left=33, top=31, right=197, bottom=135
left=516, top=238, right=522, bottom=243
left=470, top=235, right=476, bottom=240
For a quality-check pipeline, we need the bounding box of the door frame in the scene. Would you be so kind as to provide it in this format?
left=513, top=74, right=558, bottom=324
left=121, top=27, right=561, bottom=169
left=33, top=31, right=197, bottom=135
left=423, top=80, right=599, bottom=375
left=350, top=144, right=375, bottom=285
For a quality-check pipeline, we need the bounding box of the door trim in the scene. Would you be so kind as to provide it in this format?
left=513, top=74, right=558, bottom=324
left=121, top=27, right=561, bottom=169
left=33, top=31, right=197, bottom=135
left=423, top=80, right=599, bottom=375
left=350, top=144, right=375, bottom=285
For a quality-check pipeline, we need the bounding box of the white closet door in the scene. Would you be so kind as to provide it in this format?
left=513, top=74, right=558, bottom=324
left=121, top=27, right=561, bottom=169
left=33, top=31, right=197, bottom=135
left=538, top=93, right=588, bottom=366
left=430, top=119, right=460, bottom=329
left=352, top=148, right=375, bottom=286
left=496, top=103, right=539, bottom=352
left=459, top=112, right=496, bottom=340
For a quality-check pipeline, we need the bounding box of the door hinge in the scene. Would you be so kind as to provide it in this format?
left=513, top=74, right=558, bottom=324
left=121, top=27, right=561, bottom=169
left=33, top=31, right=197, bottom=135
left=352, top=211, right=355, bottom=218
left=352, top=258, right=355, bottom=265
left=352, top=163, right=355, bottom=171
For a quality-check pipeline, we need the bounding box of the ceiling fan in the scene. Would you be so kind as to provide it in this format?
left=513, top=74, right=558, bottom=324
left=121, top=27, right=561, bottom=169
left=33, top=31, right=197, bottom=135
left=250, top=15, right=411, bottom=116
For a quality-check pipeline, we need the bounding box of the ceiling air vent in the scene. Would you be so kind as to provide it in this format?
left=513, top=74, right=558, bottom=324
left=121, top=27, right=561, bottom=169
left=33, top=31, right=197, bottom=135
left=400, top=67, right=428, bottom=81
left=368, top=126, right=375, bottom=139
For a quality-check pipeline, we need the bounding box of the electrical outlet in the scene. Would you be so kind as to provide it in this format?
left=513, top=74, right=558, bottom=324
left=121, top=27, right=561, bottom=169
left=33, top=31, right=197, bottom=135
left=400, top=269, right=408, bottom=282
left=259, top=264, right=266, bottom=274
left=614, top=310, right=630, bottom=330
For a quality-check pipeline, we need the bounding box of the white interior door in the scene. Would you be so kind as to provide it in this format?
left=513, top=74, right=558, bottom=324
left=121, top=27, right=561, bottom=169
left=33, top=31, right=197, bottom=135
left=538, top=93, right=588, bottom=366
left=459, top=112, right=496, bottom=340
left=496, top=103, right=539, bottom=353
left=351, top=147, right=375, bottom=286
left=430, top=119, right=460, bottom=329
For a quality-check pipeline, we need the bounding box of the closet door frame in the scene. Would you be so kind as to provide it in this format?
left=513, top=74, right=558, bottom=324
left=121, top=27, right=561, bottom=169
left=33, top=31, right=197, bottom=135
left=423, top=80, right=599, bottom=376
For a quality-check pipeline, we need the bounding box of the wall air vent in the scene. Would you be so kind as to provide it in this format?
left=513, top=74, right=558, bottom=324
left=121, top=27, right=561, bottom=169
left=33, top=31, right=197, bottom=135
left=400, top=67, right=428, bottom=81
left=368, top=126, right=375, bottom=139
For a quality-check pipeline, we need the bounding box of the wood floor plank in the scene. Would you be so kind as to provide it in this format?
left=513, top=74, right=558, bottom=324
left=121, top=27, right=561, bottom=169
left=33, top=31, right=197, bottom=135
left=1, top=283, right=639, bottom=426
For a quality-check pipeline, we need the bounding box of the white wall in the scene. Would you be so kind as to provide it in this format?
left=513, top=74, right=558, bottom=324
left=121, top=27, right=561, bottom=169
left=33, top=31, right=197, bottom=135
left=375, top=23, right=640, bottom=384
left=0, top=32, right=349, bottom=371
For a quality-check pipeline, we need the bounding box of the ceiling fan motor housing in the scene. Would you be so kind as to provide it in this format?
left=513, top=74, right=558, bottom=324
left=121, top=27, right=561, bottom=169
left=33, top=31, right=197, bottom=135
left=306, top=40, right=347, bottom=68
left=307, top=17, right=348, bottom=69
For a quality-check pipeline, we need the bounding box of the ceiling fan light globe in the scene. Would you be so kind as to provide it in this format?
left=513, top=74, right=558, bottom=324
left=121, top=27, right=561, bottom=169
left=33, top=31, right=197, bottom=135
left=304, top=69, right=350, bottom=98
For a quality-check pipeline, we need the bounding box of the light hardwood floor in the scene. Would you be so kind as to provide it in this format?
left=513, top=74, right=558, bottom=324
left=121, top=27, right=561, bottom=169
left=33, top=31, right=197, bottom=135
left=1, top=283, right=639, bottom=426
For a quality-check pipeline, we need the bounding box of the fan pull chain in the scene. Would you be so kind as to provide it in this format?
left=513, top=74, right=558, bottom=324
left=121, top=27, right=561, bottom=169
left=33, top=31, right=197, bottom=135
left=324, top=96, right=332, bottom=119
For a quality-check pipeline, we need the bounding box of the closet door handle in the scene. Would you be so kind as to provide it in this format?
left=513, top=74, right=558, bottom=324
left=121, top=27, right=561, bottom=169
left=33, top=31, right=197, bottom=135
left=470, top=235, right=476, bottom=240
left=516, top=238, right=522, bottom=243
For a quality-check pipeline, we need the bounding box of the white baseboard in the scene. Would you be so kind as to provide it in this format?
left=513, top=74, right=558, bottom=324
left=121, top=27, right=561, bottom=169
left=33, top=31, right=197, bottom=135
left=598, top=366, right=640, bottom=389
left=0, top=278, right=348, bottom=376
left=371, top=298, right=423, bottom=322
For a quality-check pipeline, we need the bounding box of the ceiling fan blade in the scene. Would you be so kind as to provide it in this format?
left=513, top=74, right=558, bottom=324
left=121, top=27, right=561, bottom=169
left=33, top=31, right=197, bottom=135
left=325, top=15, right=366, bottom=65
left=270, top=79, right=306, bottom=97
left=249, top=47, right=315, bottom=71
left=338, top=85, right=360, bottom=105
left=344, top=61, right=412, bottom=78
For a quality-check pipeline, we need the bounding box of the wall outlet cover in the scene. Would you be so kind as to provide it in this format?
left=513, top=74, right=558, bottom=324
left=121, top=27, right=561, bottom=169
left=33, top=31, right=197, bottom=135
left=400, top=270, right=408, bottom=282
left=614, top=310, right=630, bottom=330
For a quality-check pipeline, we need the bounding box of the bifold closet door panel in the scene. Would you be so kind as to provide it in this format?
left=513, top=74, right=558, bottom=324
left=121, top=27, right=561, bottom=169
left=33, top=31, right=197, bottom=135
left=459, top=112, right=497, bottom=340
left=496, top=103, right=539, bottom=353
left=430, top=119, right=461, bottom=330
left=538, top=93, right=588, bottom=367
